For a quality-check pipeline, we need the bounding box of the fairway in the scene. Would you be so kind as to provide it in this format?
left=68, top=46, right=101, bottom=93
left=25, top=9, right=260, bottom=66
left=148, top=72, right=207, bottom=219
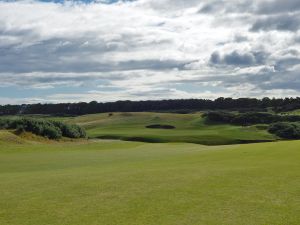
left=1, top=139, right=299, bottom=225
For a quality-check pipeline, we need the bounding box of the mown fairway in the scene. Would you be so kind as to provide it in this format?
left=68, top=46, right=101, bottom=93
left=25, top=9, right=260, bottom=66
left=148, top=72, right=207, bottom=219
left=0, top=134, right=299, bottom=225
left=66, top=112, right=276, bottom=145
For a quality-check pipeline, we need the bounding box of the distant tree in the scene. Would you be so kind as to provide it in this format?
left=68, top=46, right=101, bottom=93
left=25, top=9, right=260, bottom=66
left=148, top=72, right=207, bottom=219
left=204, top=112, right=300, bottom=125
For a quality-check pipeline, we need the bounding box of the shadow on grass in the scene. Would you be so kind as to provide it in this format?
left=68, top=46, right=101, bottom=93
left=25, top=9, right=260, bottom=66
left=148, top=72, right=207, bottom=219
left=94, top=135, right=276, bottom=146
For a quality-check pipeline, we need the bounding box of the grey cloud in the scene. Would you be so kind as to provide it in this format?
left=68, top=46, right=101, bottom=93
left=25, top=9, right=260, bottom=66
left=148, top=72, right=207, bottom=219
left=0, top=53, right=190, bottom=73
left=185, top=68, right=300, bottom=92
left=281, top=49, right=300, bottom=56
left=210, top=50, right=268, bottom=67
left=0, top=27, right=36, bottom=37
left=210, top=52, right=222, bottom=64
left=128, top=87, right=175, bottom=97
left=199, top=0, right=253, bottom=14
left=295, top=35, right=300, bottom=43
left=228, top=52, right=258, bottom=66
left=0, top=35, right=186, bottom=73
left=256, top=0, right=300, bottom=14
left=199, top=0, right=300, bottom=15
left=0, top=72, right=129, bottom=88
left=198, top=1, right=300, bottom=34
left=214, top=67, right=300, bottom=92
left=234, top=34, right=249, bottom=43
left=198, top=0, right=224, bottom=14
left=251, top=14, right=300, bottom=32
left=0, top=37, right=120, bottom=73
left=274, top=57, right=300, bottom=71
left=116, top=59, right=191, bottom=71
left=258, top=70, right=300, bottom=90
left=238, top=69, right=300, bottom=91
left=143, top=0, right=201, bottom=12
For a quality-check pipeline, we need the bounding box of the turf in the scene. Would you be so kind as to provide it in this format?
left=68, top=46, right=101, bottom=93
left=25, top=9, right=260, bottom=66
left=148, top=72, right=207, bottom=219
left=0, top=139, right=299, bottom=225
left=68, top=112, right=276, bottom=145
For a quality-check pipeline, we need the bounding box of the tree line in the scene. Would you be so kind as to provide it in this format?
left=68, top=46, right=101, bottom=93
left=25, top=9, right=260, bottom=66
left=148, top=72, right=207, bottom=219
left=1, top=97, right=300, bottom=116
left=203, top=111, right=300, bottom=126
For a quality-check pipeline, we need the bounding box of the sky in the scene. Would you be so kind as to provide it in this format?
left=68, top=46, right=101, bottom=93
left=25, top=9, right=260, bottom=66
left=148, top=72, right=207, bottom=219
left=0, top=0, right=299, bottom=104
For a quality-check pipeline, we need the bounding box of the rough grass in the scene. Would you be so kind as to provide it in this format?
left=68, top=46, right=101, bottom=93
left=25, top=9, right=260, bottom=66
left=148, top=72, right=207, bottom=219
left=0, top=130, right=25, bottom=144
left=67, top=112, right=276, bottom=145
left=0, top=140, right=299, bottom=225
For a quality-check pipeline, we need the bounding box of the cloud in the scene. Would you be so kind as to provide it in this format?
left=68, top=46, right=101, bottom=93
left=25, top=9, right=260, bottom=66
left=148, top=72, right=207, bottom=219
left=210, top=50, right=268, bottom=67
left=256, top=0, right=300, bottom=14
left=198, top=0, right=253, bottom=14
left=0, top=0, right=300, bottom=104
left=224, top=52, right=256, bottom=66
left=199, top=0, right=300, bottom=15
left=274, top=57, right=300, bottom=71
left=251, top=14, right=300, bottom=32
left=198, top=1, right=300, bottom=32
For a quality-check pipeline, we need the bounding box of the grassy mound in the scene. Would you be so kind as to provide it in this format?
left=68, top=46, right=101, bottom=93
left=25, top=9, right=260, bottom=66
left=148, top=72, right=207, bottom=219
left=0, top=131, right=25, bottom=144
left=0, top=130, right=72, bottom=145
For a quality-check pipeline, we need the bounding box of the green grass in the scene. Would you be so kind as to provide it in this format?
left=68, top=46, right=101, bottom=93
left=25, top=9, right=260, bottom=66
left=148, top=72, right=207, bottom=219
left=67, top=112, right=276, bottom=145
left=0, top=138, right=299, bottom=225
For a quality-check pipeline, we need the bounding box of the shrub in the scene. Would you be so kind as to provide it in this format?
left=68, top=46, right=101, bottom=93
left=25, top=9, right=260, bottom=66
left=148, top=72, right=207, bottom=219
left=231, top=112, right=279, bottom=125
left=52, top=121, right=86, bottom=138
left=268, top=122, right=300, bottom=139
left=42, top=125, right=62, bottom=139
left=284, top=115, right=300, bottom=122
left=15, top=124, right=25, bottom=134
left=0, top=118, right=86, bottom=140
left=202, top=111, right=235, bottom=123
left=77, top=126, right=86, bottom=138
left=0, top=118, right=11, bottom=129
